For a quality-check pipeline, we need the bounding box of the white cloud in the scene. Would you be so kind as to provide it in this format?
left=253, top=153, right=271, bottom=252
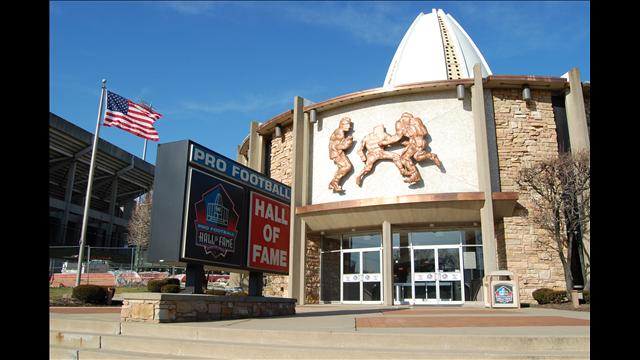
left=281, top=2, right=409, bottom=46
left=179, top=86, right=325, bottom=117
left=161, top=1, right=218, bottom=16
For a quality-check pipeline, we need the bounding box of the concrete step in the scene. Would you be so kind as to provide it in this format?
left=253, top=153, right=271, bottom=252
left=120, top=321, right=588, bottom=352
left=98, top=334, right=589, bottom=359
left=49, top=346, right=211, bottom=360
left=50, top=318, right=589, bottom=359
left=50, top=330, right=102, bottom=349
left=50, top=317, right=588, bottom=353
left=50, top=346, right=79, bottom=360
left=50, top=318, right=121, bottom=335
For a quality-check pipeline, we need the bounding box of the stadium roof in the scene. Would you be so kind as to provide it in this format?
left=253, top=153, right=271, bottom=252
left=49, top=112, right=155, bottom=214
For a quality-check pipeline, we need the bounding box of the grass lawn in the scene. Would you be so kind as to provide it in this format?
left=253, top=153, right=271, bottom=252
left=50, top=286, right=148, bottom=300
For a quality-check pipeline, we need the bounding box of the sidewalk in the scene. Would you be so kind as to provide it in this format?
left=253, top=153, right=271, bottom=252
left=50, top=303, right=590, bottom=337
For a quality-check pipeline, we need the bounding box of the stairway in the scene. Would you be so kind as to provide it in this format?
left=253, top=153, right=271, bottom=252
left=50, top=317, right=590, bottom=359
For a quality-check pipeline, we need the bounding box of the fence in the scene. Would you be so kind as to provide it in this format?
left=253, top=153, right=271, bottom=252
left=49, top=246, right=188, bottom=287
left=49, top=246, right=137, bottom=275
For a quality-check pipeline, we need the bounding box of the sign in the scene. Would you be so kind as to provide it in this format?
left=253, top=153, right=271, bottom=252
left=149, top=140, right=291, bottom=275
left=182, top=169, right=248, bottom=268
left=247, top=192, right=290, bottom=274
left=190, top=144, right=290, bottom=203
left=493, top=284, right=514, bottom=304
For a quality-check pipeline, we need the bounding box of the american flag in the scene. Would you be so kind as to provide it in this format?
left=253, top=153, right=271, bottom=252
left=104, top=91, right=162, bottom=141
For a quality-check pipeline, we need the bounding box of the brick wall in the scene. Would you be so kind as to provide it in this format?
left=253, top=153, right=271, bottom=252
left=492, top=89, right=567, bottom=303
left=263, top=125, right=293, bottom=297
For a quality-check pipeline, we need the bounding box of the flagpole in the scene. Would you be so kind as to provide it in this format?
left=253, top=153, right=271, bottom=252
left=142, top=138, right=148, bottom=161
left=75, top=79, right=107, bottom=287
left=139, top=102, right=151, bottom=203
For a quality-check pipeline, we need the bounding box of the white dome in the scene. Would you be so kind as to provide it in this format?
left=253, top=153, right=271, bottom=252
left=384, top=9, right=492, bottom=88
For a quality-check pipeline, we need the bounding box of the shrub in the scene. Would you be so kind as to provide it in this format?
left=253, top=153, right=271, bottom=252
left=147, top=279, right=168, bottom=293
left=72, top=285, right=109, bottom=304
left=582, top=290, right=590, bottom=304
left=532, top=288, right=567, bottom=304
left=160, top=284, right=181, bottom=293
left=229, top=291, right=248, bottom=297
left=166, top=278, right=181, bottom=286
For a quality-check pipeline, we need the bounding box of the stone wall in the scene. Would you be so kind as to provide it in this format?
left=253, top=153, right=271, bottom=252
left=268, top=125, right=294, bottom=187
left=122, top=293, right=295, bottom=323
left=492, top=88, right=567, bottom=303
left=305, top=236, right=321, bottom=303
left=263, top=125, right=294, bottom=297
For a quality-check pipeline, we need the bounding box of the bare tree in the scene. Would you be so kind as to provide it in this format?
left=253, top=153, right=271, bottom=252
left=517, top=150, right=590, bottom=301
left=127, top=193, right=153, bottom=269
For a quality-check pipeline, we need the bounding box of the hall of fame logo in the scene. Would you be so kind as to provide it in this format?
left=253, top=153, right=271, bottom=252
left=193, top=184, right=240, bottom=258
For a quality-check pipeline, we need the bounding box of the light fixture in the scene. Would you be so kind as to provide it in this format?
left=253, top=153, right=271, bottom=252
left=522, top=85, right=531, bottom=101
left=310, top=109, right=317, bottom=124
left=274, top=125, right=282, bottom=138
left=456, top=84, right=465, bottom=100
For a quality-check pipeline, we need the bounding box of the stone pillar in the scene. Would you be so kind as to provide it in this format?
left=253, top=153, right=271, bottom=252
left=288, top=96, right=307, bottom=304
left=562, top=67, right=590, bottom=290
left=471, top=63, right=497, bottom=274
left=382, top=221, right=393, bottom=306
left=230, top=147, right=247, bottom=290
left=247, top=121, right=265, bottom=294
left=248, top=121, right=264, bottom=172
left=562, top=68, right=590, bottom=152
left=236, top=145, right=248, bottom=166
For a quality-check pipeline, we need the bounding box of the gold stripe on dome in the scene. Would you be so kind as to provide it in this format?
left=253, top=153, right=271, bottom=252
left=437, top=14, right=462, bottom=80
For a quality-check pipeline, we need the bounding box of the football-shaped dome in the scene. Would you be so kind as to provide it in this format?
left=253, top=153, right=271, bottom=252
left=384, top=9, right=492, bottom=87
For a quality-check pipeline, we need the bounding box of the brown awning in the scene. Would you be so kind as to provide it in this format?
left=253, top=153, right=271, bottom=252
left=296, top=192, right=519, bottom=232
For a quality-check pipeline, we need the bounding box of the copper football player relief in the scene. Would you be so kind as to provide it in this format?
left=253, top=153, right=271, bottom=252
left=355, top=125, right=405, bottom=186
left=328, top=117, right=354, bottom=193
left=380, top=112, right=443, bottom=184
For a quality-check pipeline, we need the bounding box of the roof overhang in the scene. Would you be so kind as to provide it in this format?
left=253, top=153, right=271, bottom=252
left=49, top=112, right=155, bottom=214
left=485, top=75, right=568, bottom=92
left=296, top=192, right=519, bottom=232
left=254, top=75, right=571, bottom=138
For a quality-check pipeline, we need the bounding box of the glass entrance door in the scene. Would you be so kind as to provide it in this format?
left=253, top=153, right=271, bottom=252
left=341, top=248, right=382, bottom=304
left=412, top=245, right=464, bottom=305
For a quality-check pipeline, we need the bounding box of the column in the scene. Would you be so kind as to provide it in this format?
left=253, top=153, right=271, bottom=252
left=562, top=67, right=590, bottom=289
left=288, top=96, right=308, bottom=304
left=382, top=221, right=393, bottom=306
left=471, top=63, right=497, bottom=274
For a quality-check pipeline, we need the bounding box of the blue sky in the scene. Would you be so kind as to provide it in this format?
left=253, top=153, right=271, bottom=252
left=50, top=1, right=590, bottom=164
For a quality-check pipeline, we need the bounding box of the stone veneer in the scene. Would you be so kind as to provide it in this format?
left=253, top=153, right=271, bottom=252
left=121, top=293, right=295, bottom=323
left=263, top=125, right=293, bottom=298
left=305, top=236, right=321, bottom=304
left=492, top=88, right=567, bottom=303
left=264, top=125, right=322, bottom=303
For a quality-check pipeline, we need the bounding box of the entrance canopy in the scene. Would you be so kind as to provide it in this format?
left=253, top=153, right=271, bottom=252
left=296, top=192, right=518, bottom=232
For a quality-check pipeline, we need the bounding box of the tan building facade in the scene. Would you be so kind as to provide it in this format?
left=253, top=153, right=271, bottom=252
left=236, top=11, right=589, bottom=305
